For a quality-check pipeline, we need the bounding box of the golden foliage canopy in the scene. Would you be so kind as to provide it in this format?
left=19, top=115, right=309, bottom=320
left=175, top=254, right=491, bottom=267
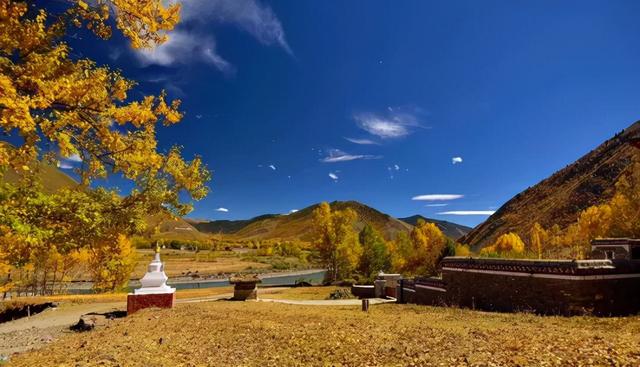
left=0, top=0, right=208, bottom=217
left=311, top=202, right=361, bottom=282
left=0, top=0, right=209, bottom=294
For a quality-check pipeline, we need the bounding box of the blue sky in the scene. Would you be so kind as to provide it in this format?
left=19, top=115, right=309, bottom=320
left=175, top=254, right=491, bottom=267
left=59, top=0, right=640, bottom=227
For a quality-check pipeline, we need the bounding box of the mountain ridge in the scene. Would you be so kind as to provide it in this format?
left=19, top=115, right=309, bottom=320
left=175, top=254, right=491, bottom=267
left=189, top=201, right=472, bottom=242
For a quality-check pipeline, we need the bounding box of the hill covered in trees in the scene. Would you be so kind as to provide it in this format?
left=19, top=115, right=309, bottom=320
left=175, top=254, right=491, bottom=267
left=191, top=201, right=471, bottom=243
left=190, top=201, right=413, bottom=242
left=462, top=120, right=640, bottom=252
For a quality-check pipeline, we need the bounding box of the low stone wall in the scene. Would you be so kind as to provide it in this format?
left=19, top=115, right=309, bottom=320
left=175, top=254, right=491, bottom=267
left=398, top=257, right=640, bottom=316
left=351, top=285, right=375, bottom=299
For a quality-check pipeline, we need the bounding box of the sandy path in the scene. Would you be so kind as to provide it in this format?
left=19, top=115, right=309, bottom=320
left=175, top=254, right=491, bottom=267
left=258, top=297, right=395, bottom=306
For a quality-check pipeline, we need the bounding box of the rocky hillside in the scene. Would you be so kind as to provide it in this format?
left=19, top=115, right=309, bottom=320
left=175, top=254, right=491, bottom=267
left=462, top=120, right=640, bottom=252
left=398, top=215, right=472, bottom=240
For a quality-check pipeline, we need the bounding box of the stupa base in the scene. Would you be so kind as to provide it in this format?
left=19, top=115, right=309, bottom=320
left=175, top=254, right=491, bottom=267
left=127, top=292, right=175, bottom=314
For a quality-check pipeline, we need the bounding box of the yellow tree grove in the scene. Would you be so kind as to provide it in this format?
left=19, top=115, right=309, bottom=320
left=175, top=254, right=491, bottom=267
left=529, top=222, right=549, bottom=259
left=481, top=232, right=526, bottom=257
left=311, top=202, right=362, bottom=282
left=399, top=219, right=446, bottom=276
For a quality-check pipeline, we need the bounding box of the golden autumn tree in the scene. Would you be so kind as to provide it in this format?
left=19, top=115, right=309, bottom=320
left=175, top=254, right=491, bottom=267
left=395, top=219, right=446, bottom=276
left=564, top=204, right=612, bottom=259
left=529, top=222, right=549, bottom=259
left=389, top=231, right=411, bottom=273
left=607, top=161, right=640, bottom=237
left=481, top=232, right=525, bottom=257
left=0, top=0, right=210, bottom=294
left=311, top=202, right=361, bottom=282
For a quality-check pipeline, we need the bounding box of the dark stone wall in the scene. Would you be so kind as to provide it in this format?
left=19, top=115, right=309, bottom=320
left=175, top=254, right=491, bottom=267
left=351, top=285, right=375, bottom=299
left=413, top=286, right=448, bottom=306
left=398, top=258, right=640, bottom=316
left=442, top=269, right=640, bottom=315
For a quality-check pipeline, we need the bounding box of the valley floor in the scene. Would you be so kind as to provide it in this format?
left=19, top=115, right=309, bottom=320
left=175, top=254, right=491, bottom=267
left=6, top=297, right=640, bottom=366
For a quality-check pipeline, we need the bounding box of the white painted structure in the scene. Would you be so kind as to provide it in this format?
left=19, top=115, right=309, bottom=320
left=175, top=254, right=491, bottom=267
left=133, top=251, right=175, bottom=295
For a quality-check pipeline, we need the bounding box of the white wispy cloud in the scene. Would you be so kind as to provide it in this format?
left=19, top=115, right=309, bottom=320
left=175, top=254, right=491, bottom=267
left=268, top=164, right=277, bottom=170
left=344, top=137, right=379, bottom=145
left=412, top=194, right=464, bottom=201
left=215, top=207, right=229, bottom=212
left=135, top=31, right=234, bottom=73
left=328, top=172, right=339, bottom=181
left=135, top=0, right=290, bottom=72
left=321, top=149, right=381, bottom=163
left=452, top=156, right=463, bottom=164
left=437, top=211, right=495, bottom=216
left=180, top=0, right=292, bottom=54
left=426, top=203, right=448, bottom=207
left=289, top=209, right=298, bottom=214
left=353, top=107, right=423, bottom=139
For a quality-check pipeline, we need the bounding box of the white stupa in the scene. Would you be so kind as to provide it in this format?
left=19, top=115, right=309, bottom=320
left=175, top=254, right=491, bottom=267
left=134, top=244, right=175, bottom=295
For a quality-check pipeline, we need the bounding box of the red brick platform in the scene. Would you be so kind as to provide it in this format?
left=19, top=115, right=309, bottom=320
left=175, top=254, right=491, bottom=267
left=127, top=292, right=175, bottom=314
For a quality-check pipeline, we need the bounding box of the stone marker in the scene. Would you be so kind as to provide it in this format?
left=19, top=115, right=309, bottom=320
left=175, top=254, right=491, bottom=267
left=127, top=244, right=176, bottom=314
left=229, top=275, right=261, bottom=300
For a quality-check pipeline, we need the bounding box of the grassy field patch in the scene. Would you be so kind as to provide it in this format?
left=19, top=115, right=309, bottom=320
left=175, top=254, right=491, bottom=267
left=9, top=301, right=640, bottom=366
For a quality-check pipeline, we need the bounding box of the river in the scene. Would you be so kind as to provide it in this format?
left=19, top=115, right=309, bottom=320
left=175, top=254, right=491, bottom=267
left=65, top=269, right=327, bottom=294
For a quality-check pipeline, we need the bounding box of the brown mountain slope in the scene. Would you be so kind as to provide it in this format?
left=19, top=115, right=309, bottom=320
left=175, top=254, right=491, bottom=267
left=462, top=121, right=640, bottom=252
left=193, top=201, right=414, bottom=242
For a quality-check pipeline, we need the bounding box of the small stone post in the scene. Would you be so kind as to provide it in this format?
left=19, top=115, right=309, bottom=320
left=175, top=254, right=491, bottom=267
left=229, top=275, right=262, bottom=300
left=362, top=299, right=369, bottom=312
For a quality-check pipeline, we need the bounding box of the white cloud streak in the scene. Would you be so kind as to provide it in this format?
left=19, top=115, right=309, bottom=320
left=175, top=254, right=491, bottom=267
left=412, top=194, right=464, bottom=201
left=321, top=149, right=381, bottom=163
left=328, top=172, right=339, bottom=181
left=437, top=211, right=495, bottom=216
left=57, top=161, right=74, bottom=170
left=289, top=209, right=298, bottom=214
left=426, top=203, right=448, bottom=207
left=180, top=0, right=292, bottom=54
left=215, top=207, right=229, bottom=212
left=344, top=137, right=379, bottom=145
left=268, top=164, right=277, bottom=170
left=452, top=157, right=463, bottom=164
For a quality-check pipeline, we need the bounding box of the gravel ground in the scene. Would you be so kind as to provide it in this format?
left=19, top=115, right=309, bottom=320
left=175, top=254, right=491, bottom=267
left=8, top=302, right=640, bottom=366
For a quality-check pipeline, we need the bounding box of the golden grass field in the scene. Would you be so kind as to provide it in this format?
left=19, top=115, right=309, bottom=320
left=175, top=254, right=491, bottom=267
left=132, top=249, right=272, bottom=279
left=9, top=300, right=640, bottom=366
